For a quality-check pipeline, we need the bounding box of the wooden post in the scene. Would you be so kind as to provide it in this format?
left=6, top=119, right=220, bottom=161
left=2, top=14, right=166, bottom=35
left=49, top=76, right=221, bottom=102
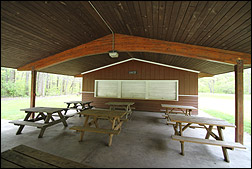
left=30, top=69, right=37, bottom=119
left=234, top=59, right=244, bottom=144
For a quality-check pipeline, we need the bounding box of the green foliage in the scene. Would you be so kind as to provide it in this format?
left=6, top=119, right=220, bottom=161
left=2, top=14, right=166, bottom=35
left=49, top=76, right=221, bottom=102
left=1, top=95, right=81, bottom=120
left=199, top=68, right=251, bottom=94
left=200, top=108, right=251, bottom=135
left=1, top=67, right=82, bottom=97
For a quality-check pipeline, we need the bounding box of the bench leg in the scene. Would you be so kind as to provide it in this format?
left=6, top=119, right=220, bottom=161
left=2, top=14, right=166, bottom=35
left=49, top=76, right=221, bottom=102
left=16, top=125, right=25, bottom=135
left=16, top=112, right=32, bottom=135
left=38, top=127, right=46, bottom=138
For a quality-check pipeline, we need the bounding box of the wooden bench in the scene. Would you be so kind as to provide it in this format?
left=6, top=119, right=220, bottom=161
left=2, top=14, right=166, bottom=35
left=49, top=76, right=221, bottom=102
left=69, top=126, right=120, bottom=135
left=9, top=120, right=47, bottom=128
left=1, top=144, right=92, bottom=168
left=171, top=135, right=246, bottom=162
left=172, top=135, right=246, bottom=149
left=160, top=109, right=185, bottom=114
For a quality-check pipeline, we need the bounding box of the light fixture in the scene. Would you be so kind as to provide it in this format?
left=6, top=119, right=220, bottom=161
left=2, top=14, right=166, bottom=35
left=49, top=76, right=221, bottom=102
left=109, top=50, right=119, bottom=58
left=89, top=1, right=119, bottom=58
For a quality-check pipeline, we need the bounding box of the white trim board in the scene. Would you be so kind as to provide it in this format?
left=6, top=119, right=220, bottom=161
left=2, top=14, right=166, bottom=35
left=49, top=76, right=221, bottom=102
left=81, top=58, right=200, bottom=75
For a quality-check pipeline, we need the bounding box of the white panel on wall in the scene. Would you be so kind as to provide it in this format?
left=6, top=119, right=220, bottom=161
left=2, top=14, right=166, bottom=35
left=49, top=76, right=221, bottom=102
left=147, top=81, right=177, bottom=100
left=94, top=80, right=178, bottom=101
left=121, top=81, right=146, bottom=99
left=95, top=80, right=119, bottom=98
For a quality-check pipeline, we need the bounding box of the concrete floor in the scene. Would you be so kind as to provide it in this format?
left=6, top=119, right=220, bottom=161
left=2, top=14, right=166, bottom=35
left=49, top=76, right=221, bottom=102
left=1, top=110, right=251, bottom=168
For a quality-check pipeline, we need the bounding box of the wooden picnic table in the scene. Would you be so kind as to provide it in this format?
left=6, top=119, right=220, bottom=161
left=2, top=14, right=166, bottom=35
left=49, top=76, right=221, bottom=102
left=9, top=107, right=70, bottom=138
left=161, top=104, right=197, bottom=116
left=105, top=102, right=135, bottom=119
left=1, top=144, right=92, bottom=168
left=70, top=109, right=127, bottom=146
left=169, top=114, right=246, bottom=162
left=64, top=101, right=93, bottom=116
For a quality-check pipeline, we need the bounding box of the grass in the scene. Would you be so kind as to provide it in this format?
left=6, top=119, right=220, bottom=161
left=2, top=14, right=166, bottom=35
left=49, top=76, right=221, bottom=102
left=199, top=93, right=251, bottom=101
left=201, top=108, right=251, bottom=135
left=1, top=95, right=81, bottom=120
left=199, top=93, right=251, bottom=135
left=2, top=93, right=251, bottom=135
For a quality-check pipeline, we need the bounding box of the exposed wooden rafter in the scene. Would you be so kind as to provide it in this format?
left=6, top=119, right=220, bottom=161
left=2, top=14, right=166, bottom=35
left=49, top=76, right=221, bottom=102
left=17, top=34, right=251, bottom=71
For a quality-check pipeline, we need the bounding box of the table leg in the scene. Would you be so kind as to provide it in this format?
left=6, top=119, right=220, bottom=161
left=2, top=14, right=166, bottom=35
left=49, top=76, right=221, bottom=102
left=94, top=117, right=99, bottom=128
left=108, top=118, right=116, bottom=146
left=16, top=112, right=32, bottom=135
left=58, top=112, right=68, bottom=127
left=179, top=108, right=185, bottom=115
left=87, top=103, right=92, bottom=109
left=44, top=114, right=52, bottom=123
left=78, top=105, right=82, bottom=117
left=179, top=122, right=184, bottom=156
left=65, top=103, right=71, bottom=115
left=205, top=125, right=213, bottom=139
left=217, top=126, right=230, bottom=162
left=165, top=108, right=172, bottom=124
left=80, top=115, right=90, bottom=142
left=173, top=122, right=179, bottom=135
left=188, top=109, right=192, bottom=116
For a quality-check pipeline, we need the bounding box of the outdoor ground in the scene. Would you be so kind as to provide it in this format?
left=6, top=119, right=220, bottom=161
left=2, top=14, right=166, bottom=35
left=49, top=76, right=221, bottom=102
left=1, top=94, right=251, bottom=167
left=1, top=110, right=251, bottom=168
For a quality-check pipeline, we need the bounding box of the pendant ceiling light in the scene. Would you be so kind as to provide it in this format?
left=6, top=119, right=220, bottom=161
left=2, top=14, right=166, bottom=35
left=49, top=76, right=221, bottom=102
left=89, top=1, right=118, bottom=58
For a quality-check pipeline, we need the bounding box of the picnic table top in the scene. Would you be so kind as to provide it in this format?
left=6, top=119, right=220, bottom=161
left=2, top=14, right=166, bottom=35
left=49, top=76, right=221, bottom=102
left=64, top=101, right=93, bottom=104
left=79, top=109, right=127, bottom=118
left=161, top=104, right=197, bottom=110
left=20, top=107, right=68, bottom=114
left=168, top=114, right=235, bottom=127
left=105, top=102, right=135, bottom=106
left=1, top=144, right=92, bottom=168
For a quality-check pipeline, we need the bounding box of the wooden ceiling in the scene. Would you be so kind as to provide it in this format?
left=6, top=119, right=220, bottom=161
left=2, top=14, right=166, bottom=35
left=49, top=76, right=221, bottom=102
left=1, top=1, right=251, bottom=77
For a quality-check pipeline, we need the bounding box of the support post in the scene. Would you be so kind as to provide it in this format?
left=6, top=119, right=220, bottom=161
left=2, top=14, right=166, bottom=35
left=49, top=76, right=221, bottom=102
left=234, top=59, right=244, bottom=144
left=30, top=69, right=37, bottom=119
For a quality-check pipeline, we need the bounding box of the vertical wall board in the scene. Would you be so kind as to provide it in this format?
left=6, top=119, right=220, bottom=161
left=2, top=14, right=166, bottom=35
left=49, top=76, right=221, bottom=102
left=82, top=60, right=198, bottom=114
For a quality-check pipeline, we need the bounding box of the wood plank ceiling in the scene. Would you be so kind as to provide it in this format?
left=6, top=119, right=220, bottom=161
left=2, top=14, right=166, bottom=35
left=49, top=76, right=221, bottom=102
left=1, top=1, right=251, bottom=76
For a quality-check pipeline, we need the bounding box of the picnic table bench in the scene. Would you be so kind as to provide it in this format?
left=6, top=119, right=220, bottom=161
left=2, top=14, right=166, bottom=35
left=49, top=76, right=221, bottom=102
left=70, top=109, right=127, bottom=146
left=9, top=107, right=70, bottom=138
left=169, top=114, right=246, bottom=162
left=1, top=144, right=93, bottom=168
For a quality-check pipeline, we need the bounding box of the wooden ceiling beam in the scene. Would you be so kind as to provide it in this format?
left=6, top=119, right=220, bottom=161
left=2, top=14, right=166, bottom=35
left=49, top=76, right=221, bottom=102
left=17, top=33, right=251, bottom=71
left=198, top=72, right=214, bottom=78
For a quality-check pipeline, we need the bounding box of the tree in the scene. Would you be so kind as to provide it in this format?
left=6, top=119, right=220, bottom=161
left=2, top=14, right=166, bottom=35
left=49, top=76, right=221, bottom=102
left=25, top=72, right=30, bottom=96
left=208, top=79, right=215, bottom=93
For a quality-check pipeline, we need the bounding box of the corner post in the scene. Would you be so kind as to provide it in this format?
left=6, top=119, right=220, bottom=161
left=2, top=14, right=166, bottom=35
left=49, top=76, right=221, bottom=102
left=234, top=59, right=244, bottom=144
